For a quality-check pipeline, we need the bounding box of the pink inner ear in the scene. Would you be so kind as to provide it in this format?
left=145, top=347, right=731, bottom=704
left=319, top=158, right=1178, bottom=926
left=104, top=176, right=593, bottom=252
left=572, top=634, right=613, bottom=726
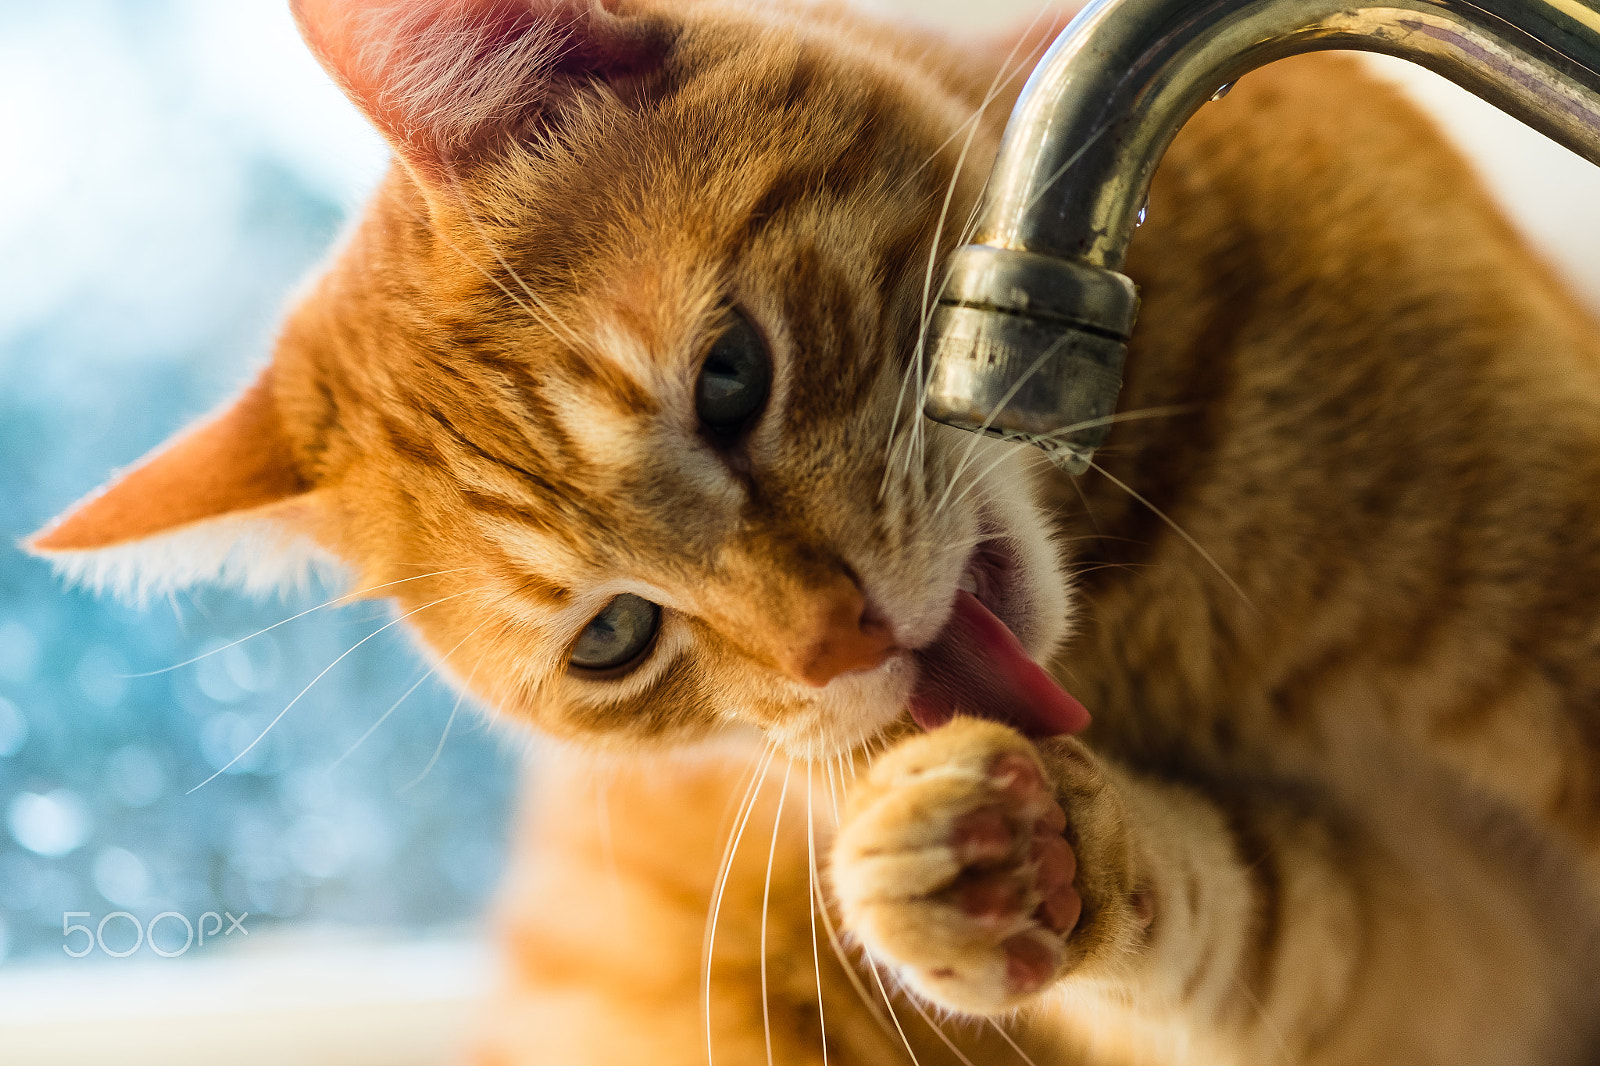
left=29, top=368, right=310, bottom=553
left=292, top=0, right=666, bottom=175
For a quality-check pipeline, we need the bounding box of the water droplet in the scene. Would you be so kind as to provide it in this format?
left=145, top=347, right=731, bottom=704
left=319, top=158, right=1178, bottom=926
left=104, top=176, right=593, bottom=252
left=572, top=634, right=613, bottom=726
left=1210, top=81, right=1234, bottom=102
left=1049, top=446, right=1093, bottom=476
left=1022, top=435, right=1093, bottom=477
left=1135, top=202, right=1148, bottom=228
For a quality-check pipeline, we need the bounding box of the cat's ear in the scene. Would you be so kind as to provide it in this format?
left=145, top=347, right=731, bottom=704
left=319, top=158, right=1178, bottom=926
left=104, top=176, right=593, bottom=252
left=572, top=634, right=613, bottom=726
left=26, top=367, right=335, bottom=602
left=291, top=0, right=669, bottom=180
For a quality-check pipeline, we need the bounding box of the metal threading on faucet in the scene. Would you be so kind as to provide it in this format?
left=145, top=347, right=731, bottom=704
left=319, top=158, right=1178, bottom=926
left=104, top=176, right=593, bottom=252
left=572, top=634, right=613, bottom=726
left=923, top=0, right=1600, bottom=472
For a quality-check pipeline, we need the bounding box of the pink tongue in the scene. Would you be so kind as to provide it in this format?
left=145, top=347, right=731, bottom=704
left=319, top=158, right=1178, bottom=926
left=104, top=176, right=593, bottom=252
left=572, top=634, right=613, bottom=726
left=910, top=590, right=1091, bottom=737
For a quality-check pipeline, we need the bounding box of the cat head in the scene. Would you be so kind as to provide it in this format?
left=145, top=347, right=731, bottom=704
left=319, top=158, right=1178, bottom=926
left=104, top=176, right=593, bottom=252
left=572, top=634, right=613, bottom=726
left=29, top=0, right=1081, bottom=757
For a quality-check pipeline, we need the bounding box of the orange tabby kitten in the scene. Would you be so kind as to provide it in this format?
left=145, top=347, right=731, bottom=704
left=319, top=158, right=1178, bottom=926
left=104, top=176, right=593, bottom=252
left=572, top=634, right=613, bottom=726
left=31, top=0, right=1600, bottom=1062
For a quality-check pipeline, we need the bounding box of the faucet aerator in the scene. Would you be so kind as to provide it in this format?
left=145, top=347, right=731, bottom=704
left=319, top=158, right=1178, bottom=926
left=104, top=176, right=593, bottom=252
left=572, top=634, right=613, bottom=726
left=924, top=245, right=1139, bottom=472
left=923, top=0, right=1600, bottom=473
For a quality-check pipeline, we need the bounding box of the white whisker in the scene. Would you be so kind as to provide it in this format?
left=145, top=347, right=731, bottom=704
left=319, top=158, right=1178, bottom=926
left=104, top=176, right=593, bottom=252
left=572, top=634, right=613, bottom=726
left=900, top=7, right=1058, bottom=189
left=934, top=330, right=1077, bottom=517
left=401, top=644, right=490, bottom=791
left=393, top=194, right=552, bottom=330
left=1068, top=456, right=1103, bottom=534
left=882, top=10, right=1057, bottom=502
left=941, top=405, right=1196, bottom=518
left=913, top=19, right=1061, bottom=478
left=988, top=1018, right=1045, bottom=1066
left=120, top=569, right=467, bottom=678
left=444, top=173, right=587, bottom=350
left=393, top=183, right=584, bottom=352
left=1032, top=404, right=1196, bottom=446
left=1086, top=458, right=1257, bottom=611
left=1237, top=978, right=1296, bottom=1066
left=704, top=742, right=778, bottom=1066
left=891, top=186, right=989, bottom=502
left=185, top=591, right=471, bottom=794
left=908, top=995, right=980, bottom=1066
left=810, top=826, right=901, bottom=1046
left=826, top=757, right=843, bottom=827
left=1020, top=116, right=1116, bottom=220
left=328, top=619, right=488, bottom=771
left=806, top=769, right=830, bottom=1066
left=761, top=762, right=794, bottom=1066
left=867, top=950, right=925, bottom=1066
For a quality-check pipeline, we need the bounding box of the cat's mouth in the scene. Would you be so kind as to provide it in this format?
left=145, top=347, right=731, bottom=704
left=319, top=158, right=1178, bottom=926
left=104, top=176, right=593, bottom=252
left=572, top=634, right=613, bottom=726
left=906, top=535, right=1090, bottom=738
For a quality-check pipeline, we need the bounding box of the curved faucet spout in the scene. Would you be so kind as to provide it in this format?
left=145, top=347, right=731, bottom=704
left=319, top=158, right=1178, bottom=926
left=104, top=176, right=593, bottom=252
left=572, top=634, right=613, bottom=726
left=923, top=0, right=1600, bottom=471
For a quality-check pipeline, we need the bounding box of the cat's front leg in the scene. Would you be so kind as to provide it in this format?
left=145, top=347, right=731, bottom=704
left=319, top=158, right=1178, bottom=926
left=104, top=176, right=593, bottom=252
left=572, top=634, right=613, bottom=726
left=829, top=718, right=1147, bottom=1015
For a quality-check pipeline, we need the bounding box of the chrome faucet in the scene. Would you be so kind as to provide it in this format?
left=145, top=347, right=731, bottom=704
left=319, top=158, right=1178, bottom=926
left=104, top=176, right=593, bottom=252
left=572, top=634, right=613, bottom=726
left=922, top=0, right=1600, bottom=473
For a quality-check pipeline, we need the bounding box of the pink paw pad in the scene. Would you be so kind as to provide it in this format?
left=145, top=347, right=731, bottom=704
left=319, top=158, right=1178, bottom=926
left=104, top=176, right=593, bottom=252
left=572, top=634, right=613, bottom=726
left=957, top=873, right=1026, bottom=922
left=950, top=805, right=1012, bottom=864
left=1002, top=933, right=1060, bottom=995
left=1030, top=833, right=1081, bottom=934
left=988, top=752, right=1046, bottom=804
left=973, top=752, right=1084, bottom=943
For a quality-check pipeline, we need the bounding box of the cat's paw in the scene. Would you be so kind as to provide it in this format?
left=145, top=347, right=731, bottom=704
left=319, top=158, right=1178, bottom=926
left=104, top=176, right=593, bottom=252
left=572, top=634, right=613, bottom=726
left=829, top=719, right=1085, bottom=1015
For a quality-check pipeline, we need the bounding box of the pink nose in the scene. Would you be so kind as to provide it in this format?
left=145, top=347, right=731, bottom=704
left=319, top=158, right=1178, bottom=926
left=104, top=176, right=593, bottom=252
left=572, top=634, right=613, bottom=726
left=779, top=584, right=897, bottom=687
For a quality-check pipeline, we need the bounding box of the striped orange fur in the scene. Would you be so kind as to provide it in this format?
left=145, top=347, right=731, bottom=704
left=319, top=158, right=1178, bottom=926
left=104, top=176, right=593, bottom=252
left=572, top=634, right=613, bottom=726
left=32, top=1, right=1600, bottom=1062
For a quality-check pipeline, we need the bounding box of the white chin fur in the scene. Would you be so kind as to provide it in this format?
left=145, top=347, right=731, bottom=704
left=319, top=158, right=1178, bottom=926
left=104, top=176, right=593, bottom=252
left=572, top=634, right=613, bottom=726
left=769, top=442, right=1074, bottom=759
left=978, top=448, right=1074, bottom=662
left=766, top=654, right=917, bottom=759
left=32, top=518, right=347, bottom=606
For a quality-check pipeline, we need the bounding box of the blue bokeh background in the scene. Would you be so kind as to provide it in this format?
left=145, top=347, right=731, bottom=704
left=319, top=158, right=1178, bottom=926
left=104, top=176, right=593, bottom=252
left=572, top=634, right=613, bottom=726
left=0, top=0, right=517, bottom=963
left=10, top=0, right=1600, bottom=976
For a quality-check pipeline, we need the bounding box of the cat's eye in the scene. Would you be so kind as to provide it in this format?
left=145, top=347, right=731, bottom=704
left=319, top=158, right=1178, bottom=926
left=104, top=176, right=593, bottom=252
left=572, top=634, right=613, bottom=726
left=695, top=309, right=771, bottom=434
left=568, top=594, right=662, bottom=675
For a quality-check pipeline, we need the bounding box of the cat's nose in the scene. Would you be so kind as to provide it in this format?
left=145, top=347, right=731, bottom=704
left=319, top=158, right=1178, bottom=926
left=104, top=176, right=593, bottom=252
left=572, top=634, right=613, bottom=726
left=783, top=584, right=897, bottom=687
